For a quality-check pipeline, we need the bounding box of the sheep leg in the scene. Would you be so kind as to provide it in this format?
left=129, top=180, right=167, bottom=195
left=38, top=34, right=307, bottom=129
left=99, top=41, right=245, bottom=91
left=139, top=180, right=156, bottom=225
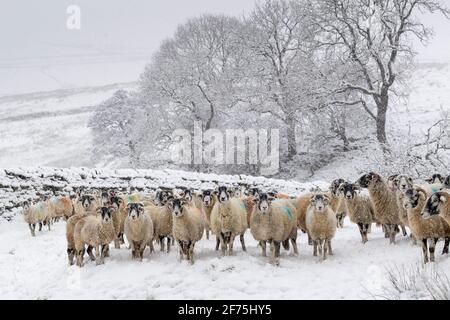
left=139, top=242, right=145, bottom=261
left=308, top=234, right=313, bottom=246
left=206, top=229, right=210, bottom=240
left=67, top=247, right=75, bottom=266
left=240, top=234, right=247, bottom=252
left=323, top=239, right=328, bottom=261
left=114, top=238, right=120, bottom=249
left=166, top=237, right=171, bottom=253
left=130, top=242, right=136, bottom=259
left=367, top=223, right=372, bottom=233
left=188, top=242, right=194, bottom=265
left=401, top=225, right=407, bottom=237
left=215, top=236, right=220, bottom=251
left=94, top=245, right=102, bottom=265
left=357, top=223, right=366, bottom=243
left=429, top=238, right=437, bottom=263
left=39, top=222, right=43, bottom=232
left=274, top=241, right=281, bottom=266
left=269, top=241, right=276, bottom=265
left=318, top=239, right=324, bottom=262
left=47, top=218, right=51, bottom=231
left=171, top=237, right=174, bottom=246
left=382, top=225, right=389, bottom=238
left=421, top=239, right=429, bottom=264
left=76, top=248, right=85, bottom=267
left=388, top=224, right=396, bottom=244
left=29, top=224, right=36, bottom=237
left=327, top=239, right=333, bottom=256
left=219, top=234, right=226, bottom=256
left=159, top=236, right=165, bottom=252
left=313, top=240, right=318, bottom=256
left=119, top=233, right=125, bottom=244
left=229, top=235, right=235, bottom=255
left=290, top=237, right=299, bottom=255
left=87, top=245, right=95, bottom=261
left=442, top=237, right=450, bottom=255
left=260, top=241, right=267, bottom=257
left=177, top=240, right=184, bottom=261
left=104, top=244, right=110, bottom=258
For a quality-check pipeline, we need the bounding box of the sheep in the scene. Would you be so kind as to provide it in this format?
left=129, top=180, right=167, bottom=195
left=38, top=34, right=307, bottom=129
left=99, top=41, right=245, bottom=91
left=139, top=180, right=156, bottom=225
left=22, top=200, right=52, bottom=236
left=250, top=193, right=298, bottom=265
left=124, top=203, right=154, bottom=261
left=401, top=188, right=450, bottom=263
left=338, top=182, right=374, bottom=243
left=392, top=174, right=414, bottom=237
left=294, top=190, right=342, bottom=245
left=422, top=174, right=445, bottom=194
left=146, top=200, right=173, bottom=253
left=73, top=207, right=116, bottom=267
left=76, top=194, right=100, bottom=216
left=422, top=191, right=450, bottom=225
left=444, top=175, right=450, bottom=189
left=330, top=178, right=347, bottom=228
left=170, top=198, right=205, bottom=264
left=357, top=172, right=402, bottom=244
left=305, top=193, right=337, bottom=262
left=66, top=213, right=88, bottom=265
left=109, top=195, right=128, bottom=249
left=198, top=190, right=217, bottom=240
left=210, top=186, right=248, bottom=256
left=49, top=196, right=74, bottom=221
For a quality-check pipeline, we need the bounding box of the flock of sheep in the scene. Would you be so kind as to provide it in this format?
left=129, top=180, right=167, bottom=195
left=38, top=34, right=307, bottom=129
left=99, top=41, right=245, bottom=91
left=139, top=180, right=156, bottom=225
left=21, top=172, right=450, bottom=266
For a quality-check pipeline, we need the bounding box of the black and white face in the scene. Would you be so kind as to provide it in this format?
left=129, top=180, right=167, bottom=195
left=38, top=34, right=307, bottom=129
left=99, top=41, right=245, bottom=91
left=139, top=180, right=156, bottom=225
left=257, top=193, right=274, bottom=214
left=98, top=207, right=113, bottom=222
left=425, top=174, right=444, bottom=184
left=216, top=186, right=232, bottom=203
left=100, top=191, right=110, bottom=206
left=311, top=194, right=329, bottom=212
left=80, top=195, right=96, bottom=209
left=357, top=172, right=380, bottom=188
left=22, top=201, right=31, bottom=210
left=183, top=189, right=193, bottom=202
left=248, top=188, right=260, bottom=200
left=339, top=182, right=357, bottom=200
left=127, top=203, right=144, bottom=220
left=158, top=190, right=172, bottom=205
left=171, top=198, right=187, bottom=217
left=330, top=178, right=345, bottom=197
left=402, top=188, right=423, bottom=209
left=200, top=190, right=213, bottom=206
left=394, top=175, right=413, bottom=193
left=422, top=192, right=446, bottom=219
left=110, top=196, right=124, bottom=209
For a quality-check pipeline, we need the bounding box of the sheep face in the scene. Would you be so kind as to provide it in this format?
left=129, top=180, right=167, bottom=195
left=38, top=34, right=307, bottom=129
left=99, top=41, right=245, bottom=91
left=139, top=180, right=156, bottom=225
left=182, top=189, right=193, bottom=202
left=247, top=187, right=260, bottom=200
left=80, top=195, right=96, bottom=210
left=357, top=172, right=382, bottom=188
left=393, top=175, right=413, bottom=193
left=330, top=178, right=345, bottom=197
left=425, top=174, right=444, bottom=184
left=170, top=198, right=188, bottom=217
left=256, top=193, right=275, bottom=214
left=97, top=206, right=114, bottom=223
left=100, top=191, right=110, bottom=206
left=310, top=194, right=329, bottom=212
left=22, top=200, right=31, bottom=210
left=157, top=190, right=172, bottom=205
left=216, top=186, right=233, bottom=203
left=127, top=203, right=144, bottom=220
left=200, top=190, right=214, bottom=206
left=339, top=182, right=358, bottom=200
left=110, top=196, right=124, bottom=210
left=422, top=192, right=447, bottom=219
left=402, top=188, right=425, bottom=210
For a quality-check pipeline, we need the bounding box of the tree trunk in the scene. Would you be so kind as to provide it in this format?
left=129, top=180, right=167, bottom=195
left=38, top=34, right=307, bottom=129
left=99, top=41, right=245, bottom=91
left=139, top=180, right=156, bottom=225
left=286, top=115, right=297, bottom=160
left=376, top=93, right=388, bottom=146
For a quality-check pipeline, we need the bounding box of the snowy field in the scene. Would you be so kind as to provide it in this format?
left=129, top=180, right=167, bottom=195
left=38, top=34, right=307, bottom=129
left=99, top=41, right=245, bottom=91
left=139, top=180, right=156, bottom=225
left=1, top=213, right=448, bottom=300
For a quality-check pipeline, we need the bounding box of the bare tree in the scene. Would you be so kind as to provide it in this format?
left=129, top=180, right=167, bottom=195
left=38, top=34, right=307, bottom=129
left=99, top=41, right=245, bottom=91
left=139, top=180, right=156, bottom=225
left=312, top=0, right=449, bottom=148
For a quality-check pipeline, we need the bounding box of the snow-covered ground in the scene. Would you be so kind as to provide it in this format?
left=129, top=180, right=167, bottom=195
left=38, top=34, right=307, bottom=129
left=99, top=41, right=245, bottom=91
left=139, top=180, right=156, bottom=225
left=1, top=214, right=447, bottom=300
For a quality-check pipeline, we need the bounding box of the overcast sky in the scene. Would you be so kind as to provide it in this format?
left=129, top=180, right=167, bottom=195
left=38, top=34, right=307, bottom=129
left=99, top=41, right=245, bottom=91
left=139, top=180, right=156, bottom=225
left=0, top=0, right=449, bottom=94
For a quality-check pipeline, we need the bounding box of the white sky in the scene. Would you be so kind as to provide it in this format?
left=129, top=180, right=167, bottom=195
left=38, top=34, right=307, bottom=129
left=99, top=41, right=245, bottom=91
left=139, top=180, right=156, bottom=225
left=0, top=1, right=449, bottom=95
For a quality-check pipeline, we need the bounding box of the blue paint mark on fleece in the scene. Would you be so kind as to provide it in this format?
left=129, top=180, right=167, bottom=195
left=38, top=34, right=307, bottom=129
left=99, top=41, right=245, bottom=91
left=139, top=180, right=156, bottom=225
left=431, top=186, right=440, bottom=193
left=282, top=205, right=294, bottom=220
left=240, top=202, right=247, bottom=210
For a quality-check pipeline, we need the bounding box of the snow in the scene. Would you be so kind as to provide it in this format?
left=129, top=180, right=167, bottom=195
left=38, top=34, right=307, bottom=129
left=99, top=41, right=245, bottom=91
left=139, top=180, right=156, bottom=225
left=1, top=212, right=449, bottom=299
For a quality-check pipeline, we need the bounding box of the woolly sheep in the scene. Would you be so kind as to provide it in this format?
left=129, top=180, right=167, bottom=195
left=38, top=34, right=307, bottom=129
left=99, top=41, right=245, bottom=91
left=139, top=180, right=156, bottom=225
left=146, top=201, right=173, bottom=253
left=250, top=193, right=298, bottom=265
left=392, top=174, right=414, bottom=236
left=198, top=190, right=217, bottom=240
left=401, top=188, right=450, bottom=263
left=109, top=195, right=128, bottom=249
left=124, top=203, right=154, bottom=261
left=170, top=198, right=205, bottom=264
left=305, top=193, right=337, bottom=262
left=357, top=172, right=402, bottom=244
left=422, top=191, right=450, bottom=225
left=339, top=182, right=374, bottom=243
left=66, top=213, right=88, bottom=265
left=73, top=207, right=116, bottom=267
left=330, top=178, right=347, bottom=228
left=22, top=200, right=51, bottom=236
left=210, top=186, right=248, bottom=256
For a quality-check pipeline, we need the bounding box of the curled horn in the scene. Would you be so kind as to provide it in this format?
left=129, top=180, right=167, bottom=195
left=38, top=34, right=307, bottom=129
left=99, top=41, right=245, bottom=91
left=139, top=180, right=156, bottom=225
left=415, top=187, right=428, bottom=200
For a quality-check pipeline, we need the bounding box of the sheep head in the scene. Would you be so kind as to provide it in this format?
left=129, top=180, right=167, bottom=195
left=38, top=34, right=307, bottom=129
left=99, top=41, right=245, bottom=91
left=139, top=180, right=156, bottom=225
left=255, top=193, right=275, bottom=214
left=422, top=192, right=448, bottom=219
left=357, top=172, right=382, bottom=188
left=425, top=173, right=444, bottom=184
left=310, top=193, right=329, bottom=212
left=97, top=206, right=114, bottom=223
left=330, top=178, right=345, bottom=197
left=339, top=182, right=358, bottom=200
left=170, top=198, right=188, bottom=218
left=216, top=186, right=233, bottom=203
left=393, top=175, right=413, bottom=193
left=402, top=188, right=426, bottom=210
left=127, top=202, right=145, bottom=220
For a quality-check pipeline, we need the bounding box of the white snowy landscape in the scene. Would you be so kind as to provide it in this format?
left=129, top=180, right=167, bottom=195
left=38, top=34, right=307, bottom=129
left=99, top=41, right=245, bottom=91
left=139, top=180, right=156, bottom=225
left=1, top=0, right=450, bottom=300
